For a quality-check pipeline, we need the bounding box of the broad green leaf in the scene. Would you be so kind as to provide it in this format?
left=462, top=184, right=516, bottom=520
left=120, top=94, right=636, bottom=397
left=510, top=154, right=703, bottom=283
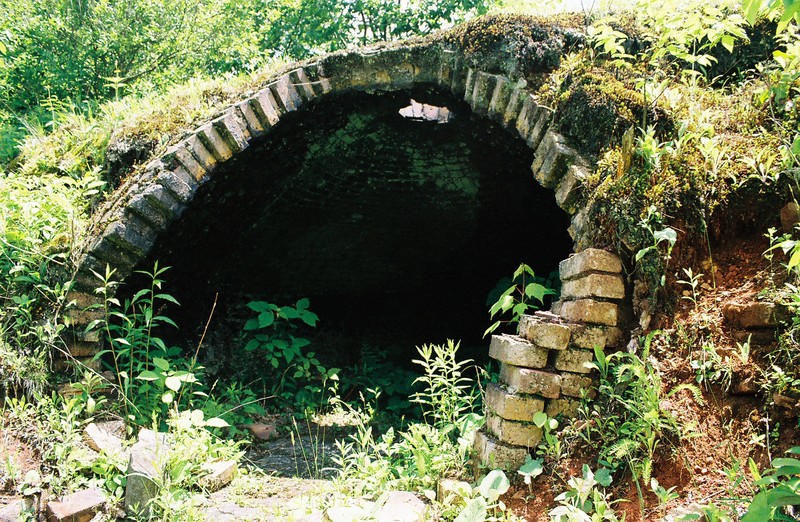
left=153, top=358, right=169, bottom=371
left=138, top=370, right=160, bottom=381
left=742, top=0, right=761, bottom=24
left=258, top=311, right=275, bottom=328
left=282, top=307, right=300, bottom=320
left=454, top=497, right=488, bottom=522
left=247, top=301, right=271, bottom=313
left=532, top=411, right=548, bottom=428
left=205, top=417, right=230, bottom=428
left=525, top=282, right=549, bottom=302
left=483, top=321, right=501, bottom=337
left=296, top=298, right=310, bottom=310
left=595, top=468, right=613, bottom=487
left=653, top=227, right=677, bottom=244
left=301, top=311, right=319, bottom=327
left=165, top=376, right=181, bottom=392
left=477, top=469, right=510, bottom=501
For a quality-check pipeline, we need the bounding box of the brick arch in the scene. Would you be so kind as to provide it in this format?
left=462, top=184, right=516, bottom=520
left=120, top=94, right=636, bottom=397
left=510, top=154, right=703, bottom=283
left=64, top=42, right=627, bottom=468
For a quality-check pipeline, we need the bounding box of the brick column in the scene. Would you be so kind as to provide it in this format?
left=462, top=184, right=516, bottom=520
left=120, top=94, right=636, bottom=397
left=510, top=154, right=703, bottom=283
left=475, top=248, right=626, bottom=470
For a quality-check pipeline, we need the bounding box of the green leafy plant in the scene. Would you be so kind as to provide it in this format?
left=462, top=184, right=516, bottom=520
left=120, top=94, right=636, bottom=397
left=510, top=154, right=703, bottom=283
left=635, top=206, right=678, bottom=288
left=334, top=341, right=483, bottom=500
left=411, top=340, right=480, bottom=431
left=678, top=268, right=703, bottom=309
left=533, top=411, right=562, bottom=462
left=485, top=264, right=556, bottom=337
left=451, top=469, right=511, bottom=522
left=87, top=263, right=204, bottom=428
left=242, top=298, right=338, bottom=413
left=549, top=465, right=620, bottom=522
left=741, top=447, right=800, bottom=522
left=584, top=331, right=702, bottom=508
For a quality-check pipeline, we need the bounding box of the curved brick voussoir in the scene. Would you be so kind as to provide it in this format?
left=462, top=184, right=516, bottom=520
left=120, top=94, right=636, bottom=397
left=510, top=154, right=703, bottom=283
left=516, top=95, right=552, bottom=151
left=487, top=76, right=518, bottom=123
left=124, top=184, right=185, bottom=233
left=270, top=74, right=304, bottom=113
left=212, top=111, right=251, bottom=153
left=468, top=71, right=499, bottom=117
left=532, top=131, right=584, bottom=189
left=91, top=215, right=158, bottom=271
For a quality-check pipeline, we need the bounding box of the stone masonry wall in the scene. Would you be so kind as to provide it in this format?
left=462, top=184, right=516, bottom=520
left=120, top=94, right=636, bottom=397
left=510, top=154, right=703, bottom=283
left=475, top=248, right=625, bottom=471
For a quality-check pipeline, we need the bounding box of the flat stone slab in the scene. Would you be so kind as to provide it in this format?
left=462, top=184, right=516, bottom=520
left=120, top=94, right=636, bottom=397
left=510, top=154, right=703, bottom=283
left=554, top=348, right=595, bottom=374
left=485, top=382, right=545, bottom=422
left=517, top=315, right=571, bottom=350
left=559, top=300, right=618, bottom=326
left=559, top=249, right=623, bottom=280
left=561, top=273, right=625, bottom=300
left=46, top=488, right=106, bottom=522
left=199, top=460, right=237, bottom=492
left=488, top=334, right=548, bottom=368
left=500, top=364, right=561, bottom=399
left=83, top=423, right=125, bottom=456
left=722, top=301, right=787, bottom=329
left=374, top=491, right=427, bottom=522
left=473, top=430, right=529, bottom=471
left=486, top=413, right=543, bottom=448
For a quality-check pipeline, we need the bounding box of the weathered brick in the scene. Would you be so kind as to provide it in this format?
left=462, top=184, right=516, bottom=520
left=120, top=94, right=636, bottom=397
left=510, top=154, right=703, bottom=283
left=559, top=300, right=618, bottom=326
left=161, top=141, right=206, bottom=181
left=488, top=334, right=548, bottom=368
left=517, top=315, right=570, bottom=350
left=503, top=87, right=527, bottom=128
left=487, top=76, right=515, bottom=122
left=470, top=72, right=498, bottom=116
left=212, top=112, right=250, bottom=153
left=473, top=430, right=529, bottom=471
left=561, top=273, right=625, bottom=300
left=185, top=134, right=217, bottom=172
left=463, top=68, right=476, bottom=105
left=288, top=68, right=316, bottom=102
left=125, top=185, right=183, bottom=232
left=555, top=163, right=588, bottom=213
left=64, top=340, right=102, bottom=358
left=567, top=323, right=609, bottom=350
left=450, top=55, right=469, bottom=97
left=46, top=488, right=106, bottom=522
left=235, top=100, right=267, bottom=138
left=485, top=382, right=545, bottom=422
left=196, top=122, right=234, bottom=162
left=722, top=301, right=789, bottom=329
left=199, top=460, right=237, bottom=492
left=155, top=166, right=198, bottom=203
left=559, top=249, right=623, bottom=280
left=531, top=131, right=577, bottom=188
left=486, top=413, right=542, bottom=448
left=251, top=88, right=281, bottom=127
left=270, top=74, right=303, bottom=113
left=545, top=398, right=581, bottom=419
left=560, top=372, right=596, bottom=398
left=500, top=364, right=561, bottom=399
left=100, top=215, right=157, bottom=259
left=554, top=348, right=595, bottom=374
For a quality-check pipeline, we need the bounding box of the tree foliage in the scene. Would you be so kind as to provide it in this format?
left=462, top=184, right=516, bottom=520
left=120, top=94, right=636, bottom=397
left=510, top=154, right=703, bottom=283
left=0, top=0, right=490, bottom=114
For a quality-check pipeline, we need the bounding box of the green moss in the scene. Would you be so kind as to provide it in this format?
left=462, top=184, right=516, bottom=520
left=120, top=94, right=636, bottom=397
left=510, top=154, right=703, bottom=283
left=437, top=13, right=585, bottom=78
left=555, top=68, right=672, bottom=157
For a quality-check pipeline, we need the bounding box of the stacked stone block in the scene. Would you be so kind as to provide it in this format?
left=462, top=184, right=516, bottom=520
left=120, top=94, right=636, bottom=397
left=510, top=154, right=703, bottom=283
left=475, top=248, right=625, bottom=470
